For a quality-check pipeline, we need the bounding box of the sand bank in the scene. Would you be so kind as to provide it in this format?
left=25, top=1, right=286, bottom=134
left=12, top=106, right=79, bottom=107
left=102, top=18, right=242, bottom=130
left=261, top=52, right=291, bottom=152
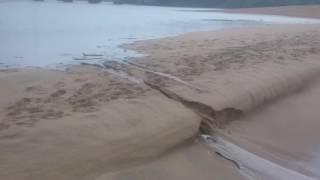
left=1, top=24, right=320, bottom=180
left=0, top=66, right=244, bottom=180
left=226, top=5, right=320, bottom=19
left=123, top=24, right=320, bottom=179
left=125, top=25, right=320, bottom=112
left=221, top=77, right=320, bottom=179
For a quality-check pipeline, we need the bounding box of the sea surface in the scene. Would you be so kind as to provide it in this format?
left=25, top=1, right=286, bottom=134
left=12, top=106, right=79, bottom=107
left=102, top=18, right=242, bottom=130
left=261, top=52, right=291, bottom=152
left=0, top=0, right=318, bottom=68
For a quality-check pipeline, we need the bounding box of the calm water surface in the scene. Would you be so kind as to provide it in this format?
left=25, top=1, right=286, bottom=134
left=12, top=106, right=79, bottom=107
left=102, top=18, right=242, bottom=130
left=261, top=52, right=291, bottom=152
left=0, top=0, right=318, bottom=68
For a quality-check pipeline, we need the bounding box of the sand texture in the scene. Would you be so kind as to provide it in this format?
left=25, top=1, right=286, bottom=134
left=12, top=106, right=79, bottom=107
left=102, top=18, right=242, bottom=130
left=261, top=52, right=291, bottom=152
left=1, top=24, right=320, bottom=179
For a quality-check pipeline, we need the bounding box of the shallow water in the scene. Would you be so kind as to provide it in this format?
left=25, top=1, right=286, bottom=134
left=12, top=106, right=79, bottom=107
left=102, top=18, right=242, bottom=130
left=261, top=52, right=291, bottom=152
left=0, top=0, right=319, bottom=68
left=203, top=134, right=317, bottom=180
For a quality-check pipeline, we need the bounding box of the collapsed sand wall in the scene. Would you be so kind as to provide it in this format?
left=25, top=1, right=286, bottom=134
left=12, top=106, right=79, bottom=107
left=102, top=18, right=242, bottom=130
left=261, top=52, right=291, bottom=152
left=134, top=59, right=320, bottom=180
left=207, top=61, right=320, bottom=112
left=127, top=59, right=320, bottom=130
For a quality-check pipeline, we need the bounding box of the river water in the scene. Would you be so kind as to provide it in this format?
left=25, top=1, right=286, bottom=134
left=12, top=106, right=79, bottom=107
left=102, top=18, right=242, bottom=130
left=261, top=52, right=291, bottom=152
left=0, top=0, right=319, bottom=68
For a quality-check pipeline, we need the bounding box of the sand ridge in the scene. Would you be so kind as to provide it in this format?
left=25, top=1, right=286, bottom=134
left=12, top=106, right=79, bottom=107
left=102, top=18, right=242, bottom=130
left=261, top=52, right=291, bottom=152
left=124, top=25, right=320, bottom=112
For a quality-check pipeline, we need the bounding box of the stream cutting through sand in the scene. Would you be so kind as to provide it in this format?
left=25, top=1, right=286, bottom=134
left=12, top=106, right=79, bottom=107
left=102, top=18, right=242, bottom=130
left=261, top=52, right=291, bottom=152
left=1, top=1, right=320, bottom=180
left=100, top=55, right=320, bottom=180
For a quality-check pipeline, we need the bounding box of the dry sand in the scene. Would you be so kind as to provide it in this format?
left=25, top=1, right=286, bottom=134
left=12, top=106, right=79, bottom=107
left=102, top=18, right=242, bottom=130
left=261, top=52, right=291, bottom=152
left=1, top=24, right=320, bottom=180
left=226, top=5, right=320, bottom=19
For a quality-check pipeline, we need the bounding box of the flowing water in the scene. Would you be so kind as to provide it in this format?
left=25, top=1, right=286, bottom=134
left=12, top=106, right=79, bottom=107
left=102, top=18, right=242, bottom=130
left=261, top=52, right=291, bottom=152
left=0, top=0, right=319, bottom=68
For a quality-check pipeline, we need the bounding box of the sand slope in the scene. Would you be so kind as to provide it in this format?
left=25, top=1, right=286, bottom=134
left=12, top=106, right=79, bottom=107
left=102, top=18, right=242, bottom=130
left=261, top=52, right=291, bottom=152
left=0, top=66, right=203, bottom=180
left=125, top=25, right=320, bottom=113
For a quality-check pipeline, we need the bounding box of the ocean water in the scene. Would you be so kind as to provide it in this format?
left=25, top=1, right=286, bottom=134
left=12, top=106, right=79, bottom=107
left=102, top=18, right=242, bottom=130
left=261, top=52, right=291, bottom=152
left=0, top=0, right=319, bottom=68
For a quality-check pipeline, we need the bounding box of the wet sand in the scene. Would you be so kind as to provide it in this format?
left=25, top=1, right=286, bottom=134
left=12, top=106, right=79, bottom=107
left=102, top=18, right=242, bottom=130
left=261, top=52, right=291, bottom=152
left=1, top=24, right=320, bottom=180
left=0, top=66, right=245, bottom=180
left=226, top=5, right=320, bottom=19
left=123, top=24, right=320, bottom=179
left=223, top=77, right=320, bottom=179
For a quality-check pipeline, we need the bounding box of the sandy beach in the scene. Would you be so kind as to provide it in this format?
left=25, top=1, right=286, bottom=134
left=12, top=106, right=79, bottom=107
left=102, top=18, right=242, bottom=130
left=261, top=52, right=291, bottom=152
left=226, top=5, right=320, bottom=19
left=1, top=6, right=320, bottom=180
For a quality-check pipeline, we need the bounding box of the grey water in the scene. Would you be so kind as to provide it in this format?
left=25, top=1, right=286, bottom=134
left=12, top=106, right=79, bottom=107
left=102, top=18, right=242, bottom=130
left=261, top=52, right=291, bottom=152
left=0, top=0, right=319, bottom=68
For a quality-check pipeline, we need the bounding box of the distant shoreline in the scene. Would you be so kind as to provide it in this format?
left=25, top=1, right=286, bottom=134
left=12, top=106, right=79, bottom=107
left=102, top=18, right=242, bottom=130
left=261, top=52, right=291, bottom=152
left=225, top=5, right=320, bottom=19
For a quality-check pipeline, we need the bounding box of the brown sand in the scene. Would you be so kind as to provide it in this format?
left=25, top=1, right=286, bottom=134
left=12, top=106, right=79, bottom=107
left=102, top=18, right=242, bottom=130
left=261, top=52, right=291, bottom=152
left=226, top=5, right=320, bottom=19
left=1, top=24, right=320, bottom=180
left=0, top=66, right=244, bottom=180
left=125, top=25, right=320, bottom=113
left=223, top=77, right=320, bottom=179
left=124, top=24, right=320, bottom=179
